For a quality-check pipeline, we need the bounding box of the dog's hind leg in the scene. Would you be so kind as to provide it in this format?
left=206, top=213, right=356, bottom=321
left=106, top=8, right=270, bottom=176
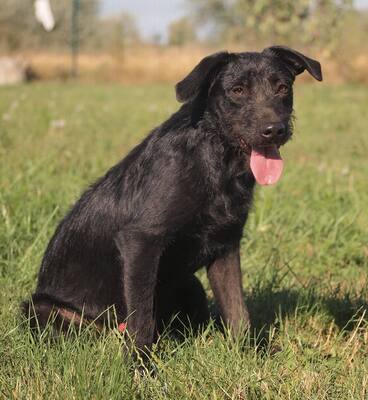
left=156, top=274, right=210, bottom=334
left=22, top=296, right=103, bottom=334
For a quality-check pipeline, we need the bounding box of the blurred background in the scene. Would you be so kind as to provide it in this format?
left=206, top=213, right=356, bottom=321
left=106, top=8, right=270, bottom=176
left=0, top=0, right=367, bottom=85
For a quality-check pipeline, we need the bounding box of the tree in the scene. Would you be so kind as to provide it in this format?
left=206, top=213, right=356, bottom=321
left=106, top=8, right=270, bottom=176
left=168, top=17, right=197, bottom=46
left=0, top=0, right=35, bottom=51
left=0, top=0, right=100, bottom=52
left=95, top=12, right=141, bottom=51
left=187, top=0, right=353, bottom=50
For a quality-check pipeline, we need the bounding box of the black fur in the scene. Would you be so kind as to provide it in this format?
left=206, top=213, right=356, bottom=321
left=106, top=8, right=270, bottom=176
left=23, top=46, right=322, bottom=353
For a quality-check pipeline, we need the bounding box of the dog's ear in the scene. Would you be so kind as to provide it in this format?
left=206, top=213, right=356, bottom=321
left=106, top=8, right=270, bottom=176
left=264, top=46, right=322, bottom=81
left=175, top=51, right=230, bottom=103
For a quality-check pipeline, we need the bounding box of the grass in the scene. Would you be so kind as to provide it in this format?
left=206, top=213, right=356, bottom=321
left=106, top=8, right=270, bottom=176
left=0, top=81, right=367, bottom=399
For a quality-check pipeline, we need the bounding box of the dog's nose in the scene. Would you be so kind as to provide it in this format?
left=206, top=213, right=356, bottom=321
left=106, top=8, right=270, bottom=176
left=261, top=123, right=286, bottom=139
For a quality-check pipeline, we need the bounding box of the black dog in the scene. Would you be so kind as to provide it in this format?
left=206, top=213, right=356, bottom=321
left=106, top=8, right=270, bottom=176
left=23, top=46, right=322, bottom=354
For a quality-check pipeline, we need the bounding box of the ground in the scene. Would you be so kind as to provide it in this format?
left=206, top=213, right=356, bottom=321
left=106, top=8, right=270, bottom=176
left=0, top=82, right=367, bottom=399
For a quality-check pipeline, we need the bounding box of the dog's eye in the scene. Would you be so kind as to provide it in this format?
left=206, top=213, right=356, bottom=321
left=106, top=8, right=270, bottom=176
left=232, top=86, right=244, bottom=96
left=276, top=84, right=289, bottom=95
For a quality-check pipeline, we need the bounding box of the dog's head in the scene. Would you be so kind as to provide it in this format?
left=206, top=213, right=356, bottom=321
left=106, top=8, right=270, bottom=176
left=176, top=46, right=322, bottom=185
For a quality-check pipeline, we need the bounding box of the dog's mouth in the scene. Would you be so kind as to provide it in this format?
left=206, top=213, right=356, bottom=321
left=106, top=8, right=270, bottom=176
left=236, top=136, right=284, bottom=186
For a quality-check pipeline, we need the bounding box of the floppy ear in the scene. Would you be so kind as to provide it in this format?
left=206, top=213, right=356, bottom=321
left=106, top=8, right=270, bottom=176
left=264, top=46, right=322, bottom=81
left=175, top=51, right=230, bottom=103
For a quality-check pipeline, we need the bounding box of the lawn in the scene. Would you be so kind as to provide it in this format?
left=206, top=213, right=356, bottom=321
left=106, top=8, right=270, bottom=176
left=0, top=82, right=367, bottom=399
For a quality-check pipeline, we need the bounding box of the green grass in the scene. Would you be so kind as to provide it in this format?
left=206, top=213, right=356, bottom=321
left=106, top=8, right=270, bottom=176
left=1, top=82, right=367, bottom=399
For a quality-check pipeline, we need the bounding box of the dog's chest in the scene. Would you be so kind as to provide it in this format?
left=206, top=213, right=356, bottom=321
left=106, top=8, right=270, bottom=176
left=203, top=154, right=255, bottom=222
left=160, top=170, right=254, bottom=273
left=191, top=171, right=255, bottom=266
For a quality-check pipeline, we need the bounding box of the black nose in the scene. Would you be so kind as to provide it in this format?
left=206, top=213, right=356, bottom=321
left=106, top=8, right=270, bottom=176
left=261, top=123, right=286, bottom=139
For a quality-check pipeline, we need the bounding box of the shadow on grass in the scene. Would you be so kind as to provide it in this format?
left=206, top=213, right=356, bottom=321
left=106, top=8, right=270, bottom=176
left=245, top=279, right=368, bottom=347
left=20, top=276, right=368, bottom=357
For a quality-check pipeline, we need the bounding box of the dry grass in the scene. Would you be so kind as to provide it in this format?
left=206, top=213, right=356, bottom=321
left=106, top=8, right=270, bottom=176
left=19, top=45, right=368, bottom=85
left=23, top=46, right=212, bottom=84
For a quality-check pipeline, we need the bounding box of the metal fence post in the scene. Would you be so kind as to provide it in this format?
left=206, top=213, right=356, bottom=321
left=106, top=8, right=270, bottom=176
left=71, top=0, right=80, bottom=78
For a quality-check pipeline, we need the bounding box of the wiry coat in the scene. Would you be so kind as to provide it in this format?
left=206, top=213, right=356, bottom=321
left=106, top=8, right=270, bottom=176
left=23, top=46, right=322, bottom=353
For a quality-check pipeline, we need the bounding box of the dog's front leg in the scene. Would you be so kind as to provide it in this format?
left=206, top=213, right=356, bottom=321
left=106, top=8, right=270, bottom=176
left=207, top=245, right=250, bottom=336
left=116, top=231, right=162, bottom=356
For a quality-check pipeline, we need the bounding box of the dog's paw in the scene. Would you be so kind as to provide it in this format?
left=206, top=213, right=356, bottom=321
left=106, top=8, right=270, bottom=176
left=133, top=364, right=157, bottom=383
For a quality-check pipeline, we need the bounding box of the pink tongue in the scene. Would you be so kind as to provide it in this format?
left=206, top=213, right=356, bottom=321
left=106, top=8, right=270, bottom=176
left=250, top=146, right=284, bottom=185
